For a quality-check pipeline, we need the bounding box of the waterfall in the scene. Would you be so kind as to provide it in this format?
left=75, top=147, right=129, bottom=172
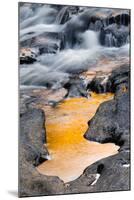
left=55, top=6, right=69, bottom=24
left=80, top=30, right=100, bottom=49
left=104, top=33, right=118, bottom=47
left=19, top=3, right=130, bottom=89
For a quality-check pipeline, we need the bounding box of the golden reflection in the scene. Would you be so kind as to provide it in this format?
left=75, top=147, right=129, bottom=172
left=37, top=93, right=119, bottom=182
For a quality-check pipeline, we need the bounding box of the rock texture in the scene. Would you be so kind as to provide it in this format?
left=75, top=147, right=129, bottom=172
left=87, top=74, right=109, bottom=93
left=83, top=64, right=130, bottom=192
left=19, top=64, right=130, bottom=196
left=19, top=108, right=65, bottom=197
left=20, top=48, right=38, bottom=64
left=19, top=4, right=130, bottom=195
left=84, top=64, right=130, bottom=144
left=64, top=76, right=88, bottom=98
left=82, top=151, right=130, bottom=192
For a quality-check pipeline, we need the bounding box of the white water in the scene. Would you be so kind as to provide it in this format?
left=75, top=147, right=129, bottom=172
left=19, top=4, right=130, bottom=89
left=80, top=30, right=100, bottom=49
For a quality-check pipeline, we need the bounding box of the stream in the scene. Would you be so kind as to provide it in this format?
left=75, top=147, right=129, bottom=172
left=37, top=92, right=119, bottom=182
left=19, top=3, right=130, bottom=184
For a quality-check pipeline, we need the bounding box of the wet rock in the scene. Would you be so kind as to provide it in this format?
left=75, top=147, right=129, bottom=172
left=19, top=108, right=65, bottom=197
left=84, top=88, right=130, bottom=145
left=20, top=92, right=40, bottom=115
left=83, top=65, right=130, bottom=193
left=84, top=64, right=130, bottom=145
left=20, top=32, right=64, bottom=54
left=20, top=108, right=48, bottom=164
left=20, top=48, right=38, bottom=64
left=107, top=64, right=130, bottom=93
left=63, top=8, right=130, bottom=48
left=119, top=132, right=130, bottom=152
left=100, top=24, right=129, bottom=47
left=64, top=76, right=88, bottom=98
left=87, top=75, right=109, bottom=93
left=55, top=6, right=79, bottom=25
left=65, top=174, right=96, bottom=194
left=83, top=151, right=130, bottom=192
left=87, top=64, right=129, bottom=94
left=19, top=146, right=65, bottom=197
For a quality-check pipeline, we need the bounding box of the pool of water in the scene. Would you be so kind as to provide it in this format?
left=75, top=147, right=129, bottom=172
left=37, top=93, right=119, bottom=183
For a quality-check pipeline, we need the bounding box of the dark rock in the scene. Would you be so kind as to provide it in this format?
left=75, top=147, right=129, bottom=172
left=84, top=65, right=130, bottom=145
left=65, top=174, right=96, bottom=194
left=64, top=76, right=88, bottom=98
left=114, top=13, right=130, bottom=26
left=20, top=48, right=37, bottom=64
left=107, top=64, right=130, bottom=93
left=82, top=151, right=130, bottom=192
left=100, top=24, right=129, bottom=47
left=87, top=65, right=130, bottom=95
left=87, top=75, right=109, bottom=93
left=63, top=9, right=130, bottom=48
left=19, top=108, right=65, bottom=197
left=20, top=108, right=48, bottom=165
left=19, top=149, right=65, bottom=197
left=55, top=6, right=79, bottom=25
left=83, top=65, right=130, bottom=192
left=20, top=32, right=64, bottom=54
left=84, top=87, right=130, bottom=145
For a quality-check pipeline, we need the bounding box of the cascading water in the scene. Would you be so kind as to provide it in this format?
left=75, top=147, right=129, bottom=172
left=55, top=6, right=69, bottom=24
left=80, top=30, right=100, bottom=49
left=19, top=3, right=130, bottom=89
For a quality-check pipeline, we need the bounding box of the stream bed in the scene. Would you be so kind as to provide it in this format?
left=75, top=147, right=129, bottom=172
left=37, top=92, right=119, bottom=182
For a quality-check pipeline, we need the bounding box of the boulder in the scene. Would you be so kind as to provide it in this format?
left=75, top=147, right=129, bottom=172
left=87, top=75, right=109, bottom=93
left=19, top=108, right=66, bottom=197
left=83, top=64, right=130, bottom=192
left=82, top=151, right=130, bottom=192
left=19, top=148, right=65, bottom=197
left=100, top=24, right=129, bottom=47
left=20, top=48, right=37, bottom=64
left=20, top=108, right=48, bottom=165
left=84, top=65, right=130, bottom=145
left=64, top=76, right=88, bottom=98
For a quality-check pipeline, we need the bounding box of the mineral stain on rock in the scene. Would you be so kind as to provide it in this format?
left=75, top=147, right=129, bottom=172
left=37, top=93, right=119, bottom=182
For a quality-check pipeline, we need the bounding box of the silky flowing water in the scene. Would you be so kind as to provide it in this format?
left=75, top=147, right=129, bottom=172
left=37, top=93, right=119, bottom=183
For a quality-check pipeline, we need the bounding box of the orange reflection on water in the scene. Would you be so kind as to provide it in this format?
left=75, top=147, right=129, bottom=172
left=37, top=93, right=119, bottom=183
